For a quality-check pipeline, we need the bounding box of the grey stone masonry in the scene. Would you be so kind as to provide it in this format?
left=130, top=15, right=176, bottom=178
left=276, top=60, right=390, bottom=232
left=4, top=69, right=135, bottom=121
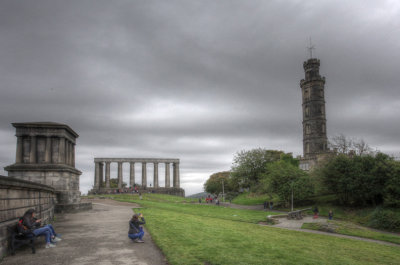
left=4, top=122, right=82, bottom=205
left=129, top=162, right=135, bottom=188
left=0, top=175, right=56, bottom=257
left=118, top=162, right=123, bottom=189
left=105, top=162, right=111, bottom=188
left=153, top=162, right=158, bottom=188
left=92, top=158, right=181, bottom=193
left=300, top=58, right=328, bottom=159
left=165, top=162, right=170, bottom=188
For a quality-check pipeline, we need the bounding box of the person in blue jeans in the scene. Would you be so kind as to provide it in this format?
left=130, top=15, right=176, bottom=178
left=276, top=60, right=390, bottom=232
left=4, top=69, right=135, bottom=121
left=22, top=209, right=61, bottom=248
left=128, top=213, right=145, bottom=243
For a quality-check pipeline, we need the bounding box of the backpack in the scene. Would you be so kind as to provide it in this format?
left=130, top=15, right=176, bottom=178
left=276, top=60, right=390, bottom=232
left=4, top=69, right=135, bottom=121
left=16, top=217, right=31, bottom=235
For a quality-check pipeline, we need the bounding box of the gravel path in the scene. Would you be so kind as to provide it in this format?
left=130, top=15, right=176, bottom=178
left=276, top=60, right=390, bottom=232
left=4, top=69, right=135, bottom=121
left=2, top=199, right=168, bottom=265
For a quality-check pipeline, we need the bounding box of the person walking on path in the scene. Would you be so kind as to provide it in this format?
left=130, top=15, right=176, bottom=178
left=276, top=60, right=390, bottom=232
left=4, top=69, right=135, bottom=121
left=263, top=201, right=268, bottom=210
left=128, top=213, right=146, bottom=243
left=328, top=210, right=333, bottom=220
left=313, top=206, right=319, bottom=219
left=269, top=201, right=273, bottom=210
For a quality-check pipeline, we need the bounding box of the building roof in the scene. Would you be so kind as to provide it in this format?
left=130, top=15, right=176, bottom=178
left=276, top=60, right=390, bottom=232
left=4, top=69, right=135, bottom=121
left=12, top=122, right=79, bottom=137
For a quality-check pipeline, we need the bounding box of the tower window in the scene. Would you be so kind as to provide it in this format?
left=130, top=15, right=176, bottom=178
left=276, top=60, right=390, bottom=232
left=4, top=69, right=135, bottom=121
left=316, top=105, right=324, bottom=114
left=306, top=124, right=311, bottom=134
left=305, top=106, right=310, bottom=117
left=304, top=89, right=309, bottom=100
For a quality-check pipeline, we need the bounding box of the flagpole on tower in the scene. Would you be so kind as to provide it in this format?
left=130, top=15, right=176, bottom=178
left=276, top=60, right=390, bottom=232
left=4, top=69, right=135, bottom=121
left=307, top=37, right=315, bottom=59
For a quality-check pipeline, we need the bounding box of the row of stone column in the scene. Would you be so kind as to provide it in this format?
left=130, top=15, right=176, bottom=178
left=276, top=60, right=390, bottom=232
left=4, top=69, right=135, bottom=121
left=15, top=135, right=75, bottom=166
left=94, top=161, right=180, bottom=189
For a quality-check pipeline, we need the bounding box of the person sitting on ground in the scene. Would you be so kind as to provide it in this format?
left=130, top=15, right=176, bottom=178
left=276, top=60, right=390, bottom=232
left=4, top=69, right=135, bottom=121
left=22, top=209, right=61, bottom=248
left=128, top=213, right=145, bottom=243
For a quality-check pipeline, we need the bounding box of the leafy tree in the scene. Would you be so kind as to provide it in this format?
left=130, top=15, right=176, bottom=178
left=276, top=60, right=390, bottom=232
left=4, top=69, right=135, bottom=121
left=261, top=160, right=313, bottom=205
left=384, top=160, right=400, bottom=207
left=109, top=178, right=127, bottom=188
left=321, top=153, right=394, bottom=206
left=204, top=171, right=232, bottom=195
left=230, top=149, right=284, bottom=189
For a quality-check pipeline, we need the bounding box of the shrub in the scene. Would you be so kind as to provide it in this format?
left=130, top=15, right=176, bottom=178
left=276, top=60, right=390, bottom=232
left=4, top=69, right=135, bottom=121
left=368, top=207, right=400, bottom=232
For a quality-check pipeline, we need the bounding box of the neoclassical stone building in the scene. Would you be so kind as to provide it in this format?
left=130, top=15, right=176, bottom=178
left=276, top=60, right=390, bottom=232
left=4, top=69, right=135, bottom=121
left=4, top=122, right=83, bottom=205
left=91, top=158, right=184, bottom=196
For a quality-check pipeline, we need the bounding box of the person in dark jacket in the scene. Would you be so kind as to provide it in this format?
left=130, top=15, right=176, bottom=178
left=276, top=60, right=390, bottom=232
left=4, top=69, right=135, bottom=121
left=22, top=209, right=61, bottom=248
left=128, top=213, right=145, bottom=243
left=313, top=206, right=319, bottom=219
left=328, top=210, right=334, bottom=220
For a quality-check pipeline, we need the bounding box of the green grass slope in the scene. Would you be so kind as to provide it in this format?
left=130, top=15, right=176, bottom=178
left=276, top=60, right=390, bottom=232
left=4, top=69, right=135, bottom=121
left=103, top=194, right=400, bottom=265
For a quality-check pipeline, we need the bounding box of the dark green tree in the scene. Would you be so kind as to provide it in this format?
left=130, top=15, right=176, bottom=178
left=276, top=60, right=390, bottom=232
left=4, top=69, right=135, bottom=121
left=384, top=160, right=400, bottom=207
left=261, top=160, right=313, bottom=205
left=109, top=178, right=127, bottom=188
left=204, top=171, right=232, bottom=195
left=321, top=153, right=395, bottom=206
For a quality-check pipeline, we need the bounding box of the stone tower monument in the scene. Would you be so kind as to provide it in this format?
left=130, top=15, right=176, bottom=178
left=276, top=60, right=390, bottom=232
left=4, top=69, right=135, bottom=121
left=5, top=122, right=82, bottom=205
left=299, top=58, right=329, bottom=170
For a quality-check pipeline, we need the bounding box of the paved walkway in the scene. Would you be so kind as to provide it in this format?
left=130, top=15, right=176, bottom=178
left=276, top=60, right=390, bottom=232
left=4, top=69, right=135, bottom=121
left=1, top=199, right=167, bottom=265
left=266, top=216, right=400, bottom=247
left=273, top=215, right=327, bottom=229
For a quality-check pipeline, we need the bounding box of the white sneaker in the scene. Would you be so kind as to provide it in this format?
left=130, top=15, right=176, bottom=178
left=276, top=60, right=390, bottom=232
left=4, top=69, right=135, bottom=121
left=52, top=237, right=62, bottom=242
left=45, top=243, right=56, bottom=248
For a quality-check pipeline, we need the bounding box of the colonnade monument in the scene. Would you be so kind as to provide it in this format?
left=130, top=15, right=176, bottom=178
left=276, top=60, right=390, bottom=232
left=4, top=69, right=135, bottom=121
left=90, top=158, right=184, bottom=196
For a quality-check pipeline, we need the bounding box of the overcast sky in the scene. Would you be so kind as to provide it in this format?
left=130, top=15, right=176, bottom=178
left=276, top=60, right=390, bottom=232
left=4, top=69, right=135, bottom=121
left=1, top=0, right=399, bottom=196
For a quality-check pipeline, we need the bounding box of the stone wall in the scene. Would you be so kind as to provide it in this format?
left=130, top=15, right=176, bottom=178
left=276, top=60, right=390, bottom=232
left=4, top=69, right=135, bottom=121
left=0, top=175, right=56, bottom=258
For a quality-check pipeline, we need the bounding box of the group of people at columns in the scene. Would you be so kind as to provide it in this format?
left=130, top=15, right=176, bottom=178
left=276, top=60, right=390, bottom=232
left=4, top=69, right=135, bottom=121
left=93, top=158, right=180, bottom=190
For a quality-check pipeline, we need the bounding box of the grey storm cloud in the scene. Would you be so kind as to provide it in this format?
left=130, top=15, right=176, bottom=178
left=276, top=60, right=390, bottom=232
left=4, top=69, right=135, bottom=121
left=1, top=0, right=399, bottom=195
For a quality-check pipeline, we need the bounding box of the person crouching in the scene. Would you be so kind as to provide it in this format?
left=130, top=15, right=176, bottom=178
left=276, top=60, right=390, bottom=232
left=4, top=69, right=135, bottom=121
left=128, top=213, right=145, bottom=243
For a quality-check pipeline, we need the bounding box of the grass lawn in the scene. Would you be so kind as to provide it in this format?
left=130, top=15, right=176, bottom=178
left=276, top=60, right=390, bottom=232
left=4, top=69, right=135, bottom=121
left=112, top=194, right=276, bottom=223
left=101, top=194, right=400, bottom=265
left=301, top=220, right=400, bottom=245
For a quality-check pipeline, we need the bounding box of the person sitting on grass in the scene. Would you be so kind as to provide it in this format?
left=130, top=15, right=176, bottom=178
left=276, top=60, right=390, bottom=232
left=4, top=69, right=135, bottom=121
left=22, top=209, right=62, bottom=248
left=128, top=213, right=145, bottom=243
